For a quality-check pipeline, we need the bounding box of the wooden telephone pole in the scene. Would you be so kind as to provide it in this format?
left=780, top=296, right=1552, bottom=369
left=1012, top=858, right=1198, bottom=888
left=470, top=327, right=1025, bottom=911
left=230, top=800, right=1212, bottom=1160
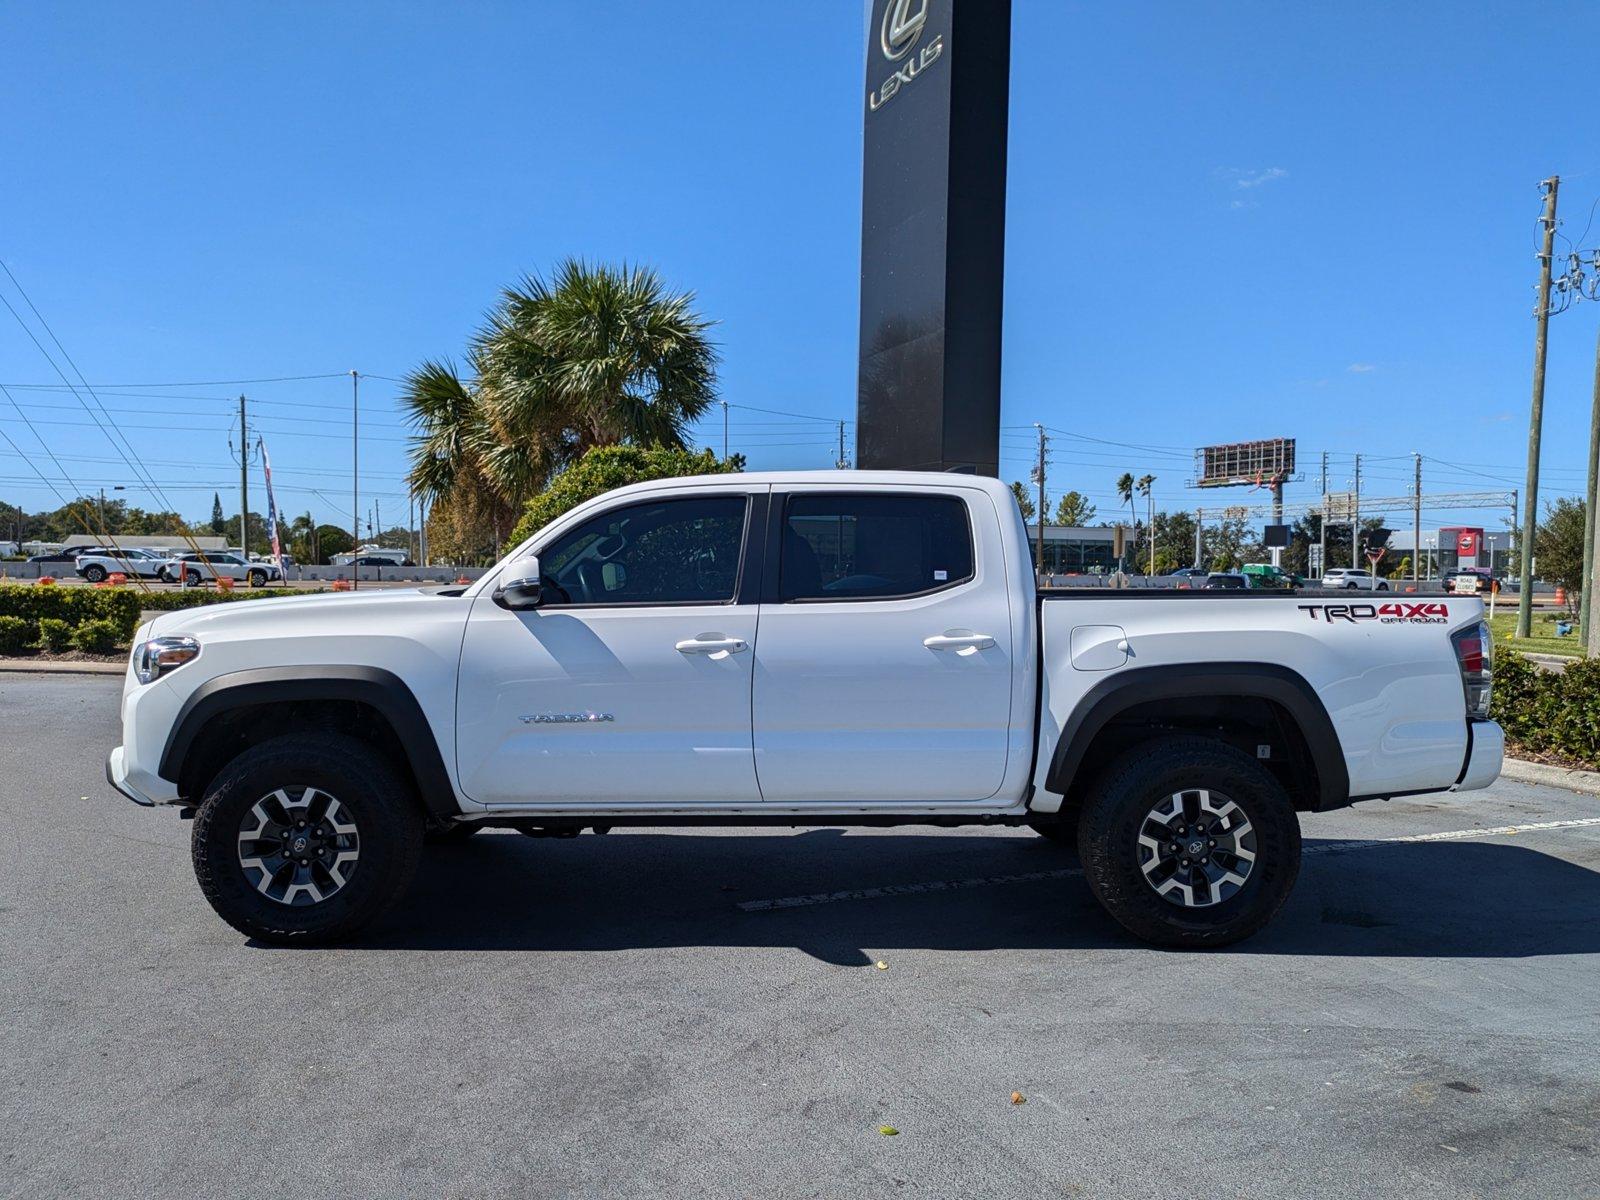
left=1517, top=177, right=1559, bottom=639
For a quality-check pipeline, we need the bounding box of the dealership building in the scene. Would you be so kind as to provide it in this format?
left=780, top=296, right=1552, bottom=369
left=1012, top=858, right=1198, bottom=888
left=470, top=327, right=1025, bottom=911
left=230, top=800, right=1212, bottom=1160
left=1381, top=527, right=1512, bottom=577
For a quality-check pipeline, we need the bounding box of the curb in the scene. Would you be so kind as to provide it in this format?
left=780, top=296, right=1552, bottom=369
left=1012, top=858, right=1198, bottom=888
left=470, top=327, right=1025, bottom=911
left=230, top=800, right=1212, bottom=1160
left=0, top=659, right=124, bottom=676
left=1501, top=757, right=1600, bottom=797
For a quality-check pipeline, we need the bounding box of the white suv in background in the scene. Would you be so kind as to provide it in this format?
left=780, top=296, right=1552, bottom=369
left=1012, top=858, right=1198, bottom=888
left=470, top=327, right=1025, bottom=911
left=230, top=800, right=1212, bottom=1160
left=160, top=551, right=281, bottom=587
left=1319, top=567, right=1389, bottom=591
left=73, top=548, right=168, bottom=583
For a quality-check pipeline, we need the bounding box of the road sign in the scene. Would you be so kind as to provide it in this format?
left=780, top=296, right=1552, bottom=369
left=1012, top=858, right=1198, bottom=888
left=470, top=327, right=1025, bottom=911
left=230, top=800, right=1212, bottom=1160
left=1324, top=492, right=1356, bottom=522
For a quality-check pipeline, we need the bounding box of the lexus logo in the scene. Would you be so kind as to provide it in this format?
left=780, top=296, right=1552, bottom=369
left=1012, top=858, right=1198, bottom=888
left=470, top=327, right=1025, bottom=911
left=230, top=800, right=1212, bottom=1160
left=881, top=0, right=928, bottom=61
left=868, top=0, right=943, bottom=113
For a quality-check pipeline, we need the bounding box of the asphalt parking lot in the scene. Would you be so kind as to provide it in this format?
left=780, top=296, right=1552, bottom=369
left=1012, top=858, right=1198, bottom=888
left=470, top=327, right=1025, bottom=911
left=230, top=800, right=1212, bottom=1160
left=3, top=674, right=1598, bottom=1199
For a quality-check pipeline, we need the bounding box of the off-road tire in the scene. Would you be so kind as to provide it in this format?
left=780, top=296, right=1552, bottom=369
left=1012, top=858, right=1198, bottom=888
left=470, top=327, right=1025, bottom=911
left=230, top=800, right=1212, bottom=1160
left=82, top=564, right=107, bottom=583
left=1078, top=736, right=1301, bottom=949
left=192, top=733, right=424, bottom=944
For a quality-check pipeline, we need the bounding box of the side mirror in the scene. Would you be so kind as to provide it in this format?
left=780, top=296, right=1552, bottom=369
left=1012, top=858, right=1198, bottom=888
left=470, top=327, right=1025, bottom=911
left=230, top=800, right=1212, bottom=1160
left=493, top=557, right=542, bottom=611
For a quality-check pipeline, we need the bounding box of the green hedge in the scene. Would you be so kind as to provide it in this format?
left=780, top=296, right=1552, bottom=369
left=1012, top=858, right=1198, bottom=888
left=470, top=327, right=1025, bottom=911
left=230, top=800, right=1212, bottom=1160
left=70, top=619, right=121, bottom=654
left=0, top=615, right=32, bottom=654
left=0, top=585, right=142, bottom=639
left=1490, top=650, right=1600, bottom=769
left=37, top=618, right=72, bottom=653
left=136, top=588, right=321, bottom=612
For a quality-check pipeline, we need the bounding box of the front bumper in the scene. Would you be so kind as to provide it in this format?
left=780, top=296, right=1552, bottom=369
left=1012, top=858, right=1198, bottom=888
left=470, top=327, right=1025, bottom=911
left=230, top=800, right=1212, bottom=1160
left=1454, top=719, right=1504, bottom=792
left=107, top=658, right=185, bottom=807
left=106, top=746, right=157, bottom=806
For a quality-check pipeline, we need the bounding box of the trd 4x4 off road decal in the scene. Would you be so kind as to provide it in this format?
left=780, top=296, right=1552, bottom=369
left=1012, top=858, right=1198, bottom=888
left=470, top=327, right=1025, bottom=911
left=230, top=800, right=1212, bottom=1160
left=1298, top=602, right=1450, bottom=625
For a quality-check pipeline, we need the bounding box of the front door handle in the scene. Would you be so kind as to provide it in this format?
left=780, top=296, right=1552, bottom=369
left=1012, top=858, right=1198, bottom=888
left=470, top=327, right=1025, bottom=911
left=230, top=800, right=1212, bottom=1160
left=923, top=632, right=996, bottom=654
left=676, top=636, right=748, bottom=655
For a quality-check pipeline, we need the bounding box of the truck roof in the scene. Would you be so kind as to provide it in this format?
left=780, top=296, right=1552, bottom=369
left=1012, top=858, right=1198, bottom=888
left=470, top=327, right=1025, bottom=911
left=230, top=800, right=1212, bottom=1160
left=601, top=469, right=1011, bottom=495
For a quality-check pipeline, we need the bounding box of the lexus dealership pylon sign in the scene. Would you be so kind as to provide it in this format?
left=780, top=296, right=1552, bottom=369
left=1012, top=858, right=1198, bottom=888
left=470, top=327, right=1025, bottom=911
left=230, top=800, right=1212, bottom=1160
left=857, top=0, right=1011, bottom=476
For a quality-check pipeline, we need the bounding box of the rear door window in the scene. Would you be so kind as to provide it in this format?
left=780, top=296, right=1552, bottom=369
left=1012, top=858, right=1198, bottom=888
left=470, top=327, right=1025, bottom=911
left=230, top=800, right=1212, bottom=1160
left=780, top=493, right=974, bottom=602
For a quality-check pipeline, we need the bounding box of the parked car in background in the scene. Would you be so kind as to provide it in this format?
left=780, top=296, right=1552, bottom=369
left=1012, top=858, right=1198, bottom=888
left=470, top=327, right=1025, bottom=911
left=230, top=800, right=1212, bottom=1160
left=75, top=547, right=168, bottom=582
left=29, top=547, right=90, bottom=564
left=1320, top=568, right=1388, bottom=591
left=1201, top=572, right=1251, bottom=590
left=1166, top=567, right=1209, bottom=589
left=160, top=551, right=281, bottom=587
left=1241, top=563, right=1302, bottom=590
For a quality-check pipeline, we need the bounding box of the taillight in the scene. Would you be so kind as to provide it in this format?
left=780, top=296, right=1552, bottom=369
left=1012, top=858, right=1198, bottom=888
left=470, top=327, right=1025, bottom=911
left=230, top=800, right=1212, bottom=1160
left=1450, top=620, right=1492, bottom=718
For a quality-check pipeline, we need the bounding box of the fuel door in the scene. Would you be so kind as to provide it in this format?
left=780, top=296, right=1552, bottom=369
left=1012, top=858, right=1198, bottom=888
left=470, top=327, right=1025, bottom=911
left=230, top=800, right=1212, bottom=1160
left=1070, top=624, right=1130, bottom=671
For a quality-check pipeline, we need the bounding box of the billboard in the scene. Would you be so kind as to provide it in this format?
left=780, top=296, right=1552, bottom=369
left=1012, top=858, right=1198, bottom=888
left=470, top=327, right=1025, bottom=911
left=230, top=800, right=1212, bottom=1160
left=1196, top=438, right=1292, bottom=486
left=1195, top=439, right=1296, bottom=488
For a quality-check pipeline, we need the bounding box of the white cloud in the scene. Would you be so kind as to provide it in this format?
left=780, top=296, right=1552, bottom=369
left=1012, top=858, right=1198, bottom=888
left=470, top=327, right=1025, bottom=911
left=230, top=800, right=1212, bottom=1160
left=1346, top=362, right=1376, bottom=373
left=1226, top=166, right=1288, bottom=190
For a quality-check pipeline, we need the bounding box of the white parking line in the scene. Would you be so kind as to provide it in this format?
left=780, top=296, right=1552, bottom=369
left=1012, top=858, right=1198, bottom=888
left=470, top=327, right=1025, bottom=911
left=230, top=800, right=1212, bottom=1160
left=735, top=817, right=1600, bottom=913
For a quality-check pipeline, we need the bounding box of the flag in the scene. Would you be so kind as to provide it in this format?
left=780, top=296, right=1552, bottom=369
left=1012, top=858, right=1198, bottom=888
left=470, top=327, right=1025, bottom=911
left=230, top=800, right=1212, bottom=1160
left=260, top=437, right=287, bottom=578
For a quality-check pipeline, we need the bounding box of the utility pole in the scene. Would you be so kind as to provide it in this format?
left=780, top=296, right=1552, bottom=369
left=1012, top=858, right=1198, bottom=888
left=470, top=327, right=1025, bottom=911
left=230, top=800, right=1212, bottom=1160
left=1194, top=507, right=1202, bottom=568
left=1032, top=424, right=1047, bottom=579
left=1508, top=490, right=1519, bottom=582
left=1412, top=452, right=1422, bottom=585
left=1518, top=176, right=1560, bottom=639
left=306, top=510, right=315, bottom=566
left=836, top=420, right=848, bottom=469
left=722, top=400, right=729, bottom=461
left=1146, top=482, right=1156, bottom=574
left=350, top=370, right=360, bottom=591
left=1317, top=451, right=1328, bottom=580
left=409, top=490, right=416, bottom=565
left=1351, top=454, right=1362, bottom=568
left=238, top=395, right=249, bottom=556
left=1581, top=322, right=1600, bottom=647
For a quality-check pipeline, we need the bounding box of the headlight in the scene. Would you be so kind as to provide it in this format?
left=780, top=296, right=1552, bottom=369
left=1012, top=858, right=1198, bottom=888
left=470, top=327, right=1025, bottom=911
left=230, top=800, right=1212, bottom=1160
left=133, top=635, right=200, bottom=685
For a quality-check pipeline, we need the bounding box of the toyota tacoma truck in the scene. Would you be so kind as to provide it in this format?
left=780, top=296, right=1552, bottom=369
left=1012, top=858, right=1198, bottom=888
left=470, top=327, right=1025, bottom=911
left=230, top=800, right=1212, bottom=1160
left=107, top=472, right=1502, bottom=947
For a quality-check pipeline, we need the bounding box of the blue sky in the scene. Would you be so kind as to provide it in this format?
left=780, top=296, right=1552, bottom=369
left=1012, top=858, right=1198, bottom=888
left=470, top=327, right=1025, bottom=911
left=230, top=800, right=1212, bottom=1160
left=2, top=1, right=1596, bottom=539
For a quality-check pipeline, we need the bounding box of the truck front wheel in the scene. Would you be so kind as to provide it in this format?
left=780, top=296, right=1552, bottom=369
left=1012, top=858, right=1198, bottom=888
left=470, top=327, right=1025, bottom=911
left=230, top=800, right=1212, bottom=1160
left=191, top=733, right=424, bottom=944
left=1077, top=736, right=1301, bottom=949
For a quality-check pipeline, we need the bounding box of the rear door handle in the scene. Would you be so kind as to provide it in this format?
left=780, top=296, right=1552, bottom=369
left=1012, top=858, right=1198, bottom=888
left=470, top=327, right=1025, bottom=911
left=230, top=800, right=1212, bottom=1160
left=923, top=632, right=996, bottom=653
left=676, top=636, right=748, bottom=655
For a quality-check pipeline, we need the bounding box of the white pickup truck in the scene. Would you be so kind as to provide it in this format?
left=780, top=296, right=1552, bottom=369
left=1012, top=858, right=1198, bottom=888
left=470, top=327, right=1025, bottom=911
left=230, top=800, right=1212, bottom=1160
left=107, top=472, right=1501, bottom=947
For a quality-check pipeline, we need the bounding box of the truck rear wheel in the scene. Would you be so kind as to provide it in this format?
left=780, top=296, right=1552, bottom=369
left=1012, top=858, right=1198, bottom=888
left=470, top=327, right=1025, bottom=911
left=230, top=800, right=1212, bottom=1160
left=191, top=733, right=424, bottom=944
left=1077, top=736, right=1300, bottom=949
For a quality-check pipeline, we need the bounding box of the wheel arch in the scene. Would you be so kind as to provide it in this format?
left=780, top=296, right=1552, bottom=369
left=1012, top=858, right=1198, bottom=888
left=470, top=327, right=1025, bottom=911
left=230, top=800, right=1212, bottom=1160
left=159, top=666, right=460, bottom=820
left=1043, top=663, right=1349, bottom=812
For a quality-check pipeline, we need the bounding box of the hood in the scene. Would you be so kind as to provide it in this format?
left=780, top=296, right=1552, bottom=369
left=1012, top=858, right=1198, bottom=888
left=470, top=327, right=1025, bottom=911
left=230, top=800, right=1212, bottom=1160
left=147, top=587, right=460, bottom=638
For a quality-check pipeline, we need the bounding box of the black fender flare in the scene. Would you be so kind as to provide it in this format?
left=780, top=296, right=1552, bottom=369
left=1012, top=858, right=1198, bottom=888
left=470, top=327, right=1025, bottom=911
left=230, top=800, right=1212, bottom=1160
left=1043, top=663, right=1349, bottom=810
left=158, top=665, right=460, bottom=819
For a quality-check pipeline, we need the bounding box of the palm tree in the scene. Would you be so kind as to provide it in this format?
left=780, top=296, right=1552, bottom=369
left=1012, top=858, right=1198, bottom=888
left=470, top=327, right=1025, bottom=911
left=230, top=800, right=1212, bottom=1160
left=402, top=260, right=718, bottom=554
left=1115, top=473, right=1135, bottom=572
left=1136, top=474, right=1156, bottom=572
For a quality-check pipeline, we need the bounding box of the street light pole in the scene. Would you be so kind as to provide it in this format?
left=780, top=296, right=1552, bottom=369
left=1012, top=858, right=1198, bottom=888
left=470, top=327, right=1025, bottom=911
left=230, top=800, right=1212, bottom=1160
left=350, top=370, right=359, bottom=591
left=1517, top=176, right=1560, bottom=639
left=1581, top=322, right=1600, bottom=647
